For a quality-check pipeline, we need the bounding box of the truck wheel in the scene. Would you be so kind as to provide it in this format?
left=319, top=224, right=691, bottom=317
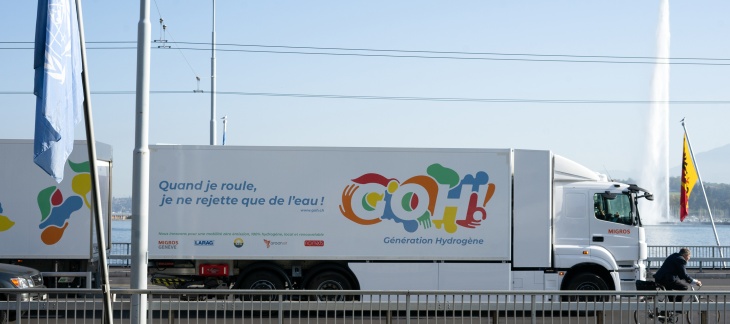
left=0, top=310, right=19, bottom=323
left=306, top=271, right=352, bottom=301
left=239, top=271, right=284, bottom=301
left=566, top=273, right=609, bottom=301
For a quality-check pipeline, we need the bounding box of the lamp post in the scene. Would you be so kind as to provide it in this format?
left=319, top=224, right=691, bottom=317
left=209, top=0, right=217, bottom=145
left=221, top=115, right=228, bottom=145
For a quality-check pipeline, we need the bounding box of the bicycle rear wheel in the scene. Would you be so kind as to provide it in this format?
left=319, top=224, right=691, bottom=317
left=632, top=307, right=654, bottom=324
left=633, top=284, right=668, bottom=324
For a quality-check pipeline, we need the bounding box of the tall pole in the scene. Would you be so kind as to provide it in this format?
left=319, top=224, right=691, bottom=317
left=681, top=119, right=723, bottom=261
left=132, top=0, right=151, bottom=323
left=74, top=1, right=113, bottom=323
left=210, top=0, right=217, bottom=145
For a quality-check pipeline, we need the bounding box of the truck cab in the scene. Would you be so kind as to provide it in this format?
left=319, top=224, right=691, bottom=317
left=554, top=181, right=651, bottom=292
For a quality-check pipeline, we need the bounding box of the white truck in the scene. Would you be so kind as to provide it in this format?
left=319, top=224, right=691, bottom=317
left=148, top=145, right=653, bottom=294
left=0, top=140, right=112, bottom=288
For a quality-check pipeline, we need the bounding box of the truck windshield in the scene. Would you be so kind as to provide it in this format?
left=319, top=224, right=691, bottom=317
left=593, top=193, right=634, bottom=225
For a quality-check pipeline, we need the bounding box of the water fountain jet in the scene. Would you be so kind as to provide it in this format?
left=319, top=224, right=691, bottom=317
left=640, top=0, right=671, bottom=224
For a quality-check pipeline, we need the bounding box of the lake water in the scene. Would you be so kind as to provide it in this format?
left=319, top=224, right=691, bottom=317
left=110, top=220, right=729, bottom=246
left=111, top=220, right=132, bottom=243
left=641, top=223, right=729, bottom=246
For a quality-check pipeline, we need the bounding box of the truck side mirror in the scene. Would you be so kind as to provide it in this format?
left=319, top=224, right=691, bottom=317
left=636, top=193, right=654, bottom=201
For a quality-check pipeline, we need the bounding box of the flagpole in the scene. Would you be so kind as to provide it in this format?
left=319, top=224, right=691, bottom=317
left=73, top=0, right=113, bottom=323
left=681, top=118, right=724, bottom=263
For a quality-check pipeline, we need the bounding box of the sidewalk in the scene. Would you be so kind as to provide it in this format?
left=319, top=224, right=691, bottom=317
left=108, top=267, right=168, bottom=289
left=109, top=267, right=131, bottom=277
left=685, top=269, right=730, bottom=279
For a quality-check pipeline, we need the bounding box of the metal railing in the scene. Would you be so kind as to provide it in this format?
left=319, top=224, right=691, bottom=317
left=647, top=245, right=730, bottom=270
left=0, top=288, right=727, bottom=323
left=109, top=243, right=132, bottom=266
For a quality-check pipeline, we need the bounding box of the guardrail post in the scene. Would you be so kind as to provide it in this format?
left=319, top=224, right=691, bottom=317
left=278, top=293, right=284, bottom=324
left=13, top=297, right=19, bottom=322
left=531, top=296, right=536, bottom=324
left=405, top=293, right=411, bottom=324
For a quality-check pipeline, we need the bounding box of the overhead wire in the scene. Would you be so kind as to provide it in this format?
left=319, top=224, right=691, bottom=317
left=3, top=41, right=730, bottom=65
left=151, top=0, right=200, bottom=86
left=172, top=41, right=730, bottom=63
left=1, top=90, right=729, bottom=105
left=4, top=40, right=730, bottom=104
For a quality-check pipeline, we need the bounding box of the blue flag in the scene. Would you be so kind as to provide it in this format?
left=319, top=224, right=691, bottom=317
left=33, top=0, right=84, bottom=183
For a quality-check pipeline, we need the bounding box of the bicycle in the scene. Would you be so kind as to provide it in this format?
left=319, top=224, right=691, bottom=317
left=633, top=280, right=719, bottom=324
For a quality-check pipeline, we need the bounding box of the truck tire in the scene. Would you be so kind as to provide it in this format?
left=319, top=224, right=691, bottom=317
left=238, top=271, right=284, bottom=301
left=566, top=273, right=609, bottom=301
left=306, top=271, right=352, bottom=301
left=0, top=310, right=19, bottom=323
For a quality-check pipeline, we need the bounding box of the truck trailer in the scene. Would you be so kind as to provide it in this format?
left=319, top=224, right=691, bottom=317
left=147, top=145, right=652, bottom=294
left=0, top=140, right=112, bottom=288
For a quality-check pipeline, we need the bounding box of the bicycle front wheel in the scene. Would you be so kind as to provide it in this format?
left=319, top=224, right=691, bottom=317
left=684, top=309, right=721, bottom=324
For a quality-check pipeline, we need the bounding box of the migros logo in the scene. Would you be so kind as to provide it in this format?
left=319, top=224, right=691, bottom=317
left=339, top=164, right=496, bottom=234
left=608, top=229, right=631, bottom=235
left=158, top=240, right=178, bottom=249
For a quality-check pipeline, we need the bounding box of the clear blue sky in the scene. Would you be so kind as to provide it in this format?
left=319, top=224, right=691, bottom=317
left=1, top=1, right=729, bottom=198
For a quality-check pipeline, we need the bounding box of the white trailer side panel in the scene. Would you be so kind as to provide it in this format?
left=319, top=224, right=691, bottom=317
left=148, top=145, right=512, bottom=261
left=512, top=149, right=552, bottom=268
left=0, top=140, right=112, bottom=259
left=439, top=263, right=511, bottom=290
left=349, top=263, right=439, bottom=290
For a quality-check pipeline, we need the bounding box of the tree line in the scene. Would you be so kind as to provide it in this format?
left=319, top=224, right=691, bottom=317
left=618, top=177, right=729, bottom=222
left=667, top=177, right=730, bottom=221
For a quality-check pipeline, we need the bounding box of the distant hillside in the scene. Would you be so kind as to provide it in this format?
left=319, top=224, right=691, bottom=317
left=670, top=143, right=730, bottom=184
left=607, top=143, right=729, bottom=185
left=112, top=197, right=131, bottom=215
left=668, top=177, right=730, bottom=222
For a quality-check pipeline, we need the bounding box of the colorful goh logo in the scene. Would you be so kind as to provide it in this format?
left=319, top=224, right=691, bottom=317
left=37, top=160, right=92, bottom=245
left=0, top=202, right=14, bottom=232
left=339, top=163, right=496, bottom=234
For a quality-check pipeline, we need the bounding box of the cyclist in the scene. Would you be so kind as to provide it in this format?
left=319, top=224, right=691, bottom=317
left=653, top=247, right=702, bottom=301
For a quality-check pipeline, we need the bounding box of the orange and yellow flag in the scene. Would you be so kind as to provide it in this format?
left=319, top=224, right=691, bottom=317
left=680, top=134, right=698, bottom=222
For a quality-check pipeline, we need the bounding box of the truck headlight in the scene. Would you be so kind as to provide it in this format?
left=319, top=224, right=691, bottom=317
left=10, top=277, right=29, bottom=288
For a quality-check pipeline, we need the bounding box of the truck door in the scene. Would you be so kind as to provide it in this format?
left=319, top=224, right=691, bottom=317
left=555, top=192, right=590, bottom=246
left=589, top=192, right=639, bottom=262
